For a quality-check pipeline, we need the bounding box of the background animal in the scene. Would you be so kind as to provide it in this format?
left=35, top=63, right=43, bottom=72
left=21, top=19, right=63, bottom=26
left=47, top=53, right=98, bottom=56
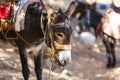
left=97, top=2, right=120, bottom=68
left=72, top=1, right=102, bottom=37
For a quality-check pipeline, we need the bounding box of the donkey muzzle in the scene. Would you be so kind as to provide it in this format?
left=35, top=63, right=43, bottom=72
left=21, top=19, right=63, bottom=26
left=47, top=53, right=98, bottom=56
left=58, top=50, right=71, bottom=66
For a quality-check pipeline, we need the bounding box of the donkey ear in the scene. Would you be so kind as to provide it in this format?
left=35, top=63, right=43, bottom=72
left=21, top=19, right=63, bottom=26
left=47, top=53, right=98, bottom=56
left=66, top=1, right=77, bottom=19
left=40, top=0, right=55, bottom=16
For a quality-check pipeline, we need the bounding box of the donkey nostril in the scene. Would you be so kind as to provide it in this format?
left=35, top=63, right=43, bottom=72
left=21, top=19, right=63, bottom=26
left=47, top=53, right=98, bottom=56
left=64, top=60, right=67, bottom=64
left=64, top=59, right=69, bottom=64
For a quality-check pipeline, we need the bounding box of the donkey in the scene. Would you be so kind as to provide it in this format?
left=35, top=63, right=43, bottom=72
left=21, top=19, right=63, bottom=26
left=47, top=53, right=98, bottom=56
left=96, top=3, right=120, bottom=68
left=0, top=0, right=76, bottom=80
left=72, top=1, right=102, bottom=37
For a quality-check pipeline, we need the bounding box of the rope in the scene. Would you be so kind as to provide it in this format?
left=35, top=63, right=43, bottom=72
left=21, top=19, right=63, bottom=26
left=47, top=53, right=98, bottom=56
left=40, top=13, right=53, bottom=80
left=16, top=32, right=34, bottom=46
left=49, top=59, right=52, bottom=80
left=40, top=13, right=56, bottom=59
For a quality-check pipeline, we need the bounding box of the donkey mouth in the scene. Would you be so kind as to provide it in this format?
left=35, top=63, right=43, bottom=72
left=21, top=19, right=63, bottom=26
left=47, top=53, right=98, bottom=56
left=58, top=50, right=71, bottom=66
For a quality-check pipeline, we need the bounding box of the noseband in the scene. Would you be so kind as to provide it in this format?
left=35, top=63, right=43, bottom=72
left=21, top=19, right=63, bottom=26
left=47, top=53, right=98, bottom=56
left=40, top=13, right=71, bottom=66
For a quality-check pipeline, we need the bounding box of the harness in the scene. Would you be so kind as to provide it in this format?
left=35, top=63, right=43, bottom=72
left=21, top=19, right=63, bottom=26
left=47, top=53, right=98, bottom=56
left=40, top=13, right=71, bottom=66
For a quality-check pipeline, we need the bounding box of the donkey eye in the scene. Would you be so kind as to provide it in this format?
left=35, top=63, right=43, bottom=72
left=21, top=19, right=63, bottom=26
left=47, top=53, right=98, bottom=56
left=57, top=33, right=63, bottom=37
left=56, top=33, right=64, bottom=38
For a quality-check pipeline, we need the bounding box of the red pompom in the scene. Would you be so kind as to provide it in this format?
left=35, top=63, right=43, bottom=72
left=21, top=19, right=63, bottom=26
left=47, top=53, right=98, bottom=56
left=0, top=6, right=10, bottom=19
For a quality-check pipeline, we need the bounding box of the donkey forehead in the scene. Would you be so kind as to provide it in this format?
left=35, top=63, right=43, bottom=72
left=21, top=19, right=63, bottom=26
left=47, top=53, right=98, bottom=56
left=52, top=13, right=71, bottom=28
left=53, top=13, right=67, bottom=21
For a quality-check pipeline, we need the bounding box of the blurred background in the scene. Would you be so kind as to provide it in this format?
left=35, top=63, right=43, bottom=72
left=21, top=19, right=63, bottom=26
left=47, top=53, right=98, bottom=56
left=1, top=0, right=120, bottom=80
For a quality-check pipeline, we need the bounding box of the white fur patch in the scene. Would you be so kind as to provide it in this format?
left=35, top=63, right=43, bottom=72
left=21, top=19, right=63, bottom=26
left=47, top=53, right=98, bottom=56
left=65, top=19, right=71, bottom=28
left=58, top=50, right=71, bottom=65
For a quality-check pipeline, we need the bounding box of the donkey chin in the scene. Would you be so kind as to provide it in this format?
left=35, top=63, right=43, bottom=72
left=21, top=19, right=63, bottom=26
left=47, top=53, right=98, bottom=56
left=58, top=50, right=71, bottom=66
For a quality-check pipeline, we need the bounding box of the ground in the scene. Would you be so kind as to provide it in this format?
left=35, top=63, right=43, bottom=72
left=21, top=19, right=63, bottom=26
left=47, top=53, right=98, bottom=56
left=1, top=35, right=120, bottom=80
left=1, top=0, right=120, bottom=80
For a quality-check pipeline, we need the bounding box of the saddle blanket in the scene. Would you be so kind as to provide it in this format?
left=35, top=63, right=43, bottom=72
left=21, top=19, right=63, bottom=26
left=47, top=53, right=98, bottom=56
left=14, top=0, right=40, bottom=32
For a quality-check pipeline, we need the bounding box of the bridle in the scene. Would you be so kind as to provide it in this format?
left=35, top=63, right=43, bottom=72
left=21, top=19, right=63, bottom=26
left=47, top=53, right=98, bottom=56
left=40, top=12, right=71, bottom=66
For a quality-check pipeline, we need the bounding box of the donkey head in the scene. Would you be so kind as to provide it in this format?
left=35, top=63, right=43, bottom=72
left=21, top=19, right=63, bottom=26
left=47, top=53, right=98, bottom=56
left=40, top=0, right=76, bottom=66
